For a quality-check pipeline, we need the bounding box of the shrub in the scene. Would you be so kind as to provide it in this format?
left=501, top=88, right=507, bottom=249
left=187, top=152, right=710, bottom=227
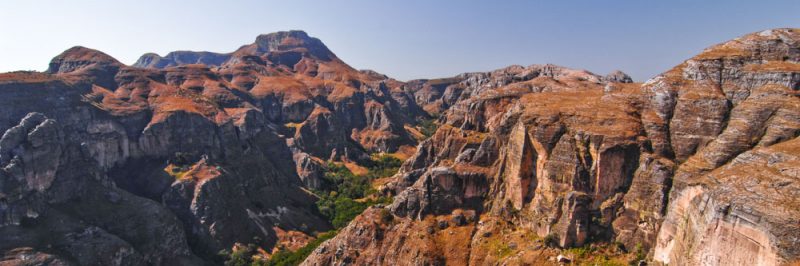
left=221, top=245, right=257, bottom=266
left=543, top=233, right=560, bottom=248
left=418, top=118, right=438, bottom=138
left=315, top=156, right=399, bottom=229
left=331, top=197, right=369, bottom=228
left=379, top=208, right=394, bottom=224
left=322, top=163, right=371, bottom=199
left=365, top=154, right=402, bottom=179
left=629, top=243, right=646, bottom=265
left=612, top=241, right=627, bottom=253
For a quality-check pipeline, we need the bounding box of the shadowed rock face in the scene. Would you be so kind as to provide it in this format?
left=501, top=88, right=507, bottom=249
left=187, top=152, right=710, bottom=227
left=303, top=28, right=800, bottom=265
left=0, top=113, right=203, bottom=265
left=0, top=31, right=426, bottom=265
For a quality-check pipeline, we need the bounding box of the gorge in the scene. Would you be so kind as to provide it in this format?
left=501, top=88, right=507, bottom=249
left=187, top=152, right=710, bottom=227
left=1, top=28, right=799, bottom=266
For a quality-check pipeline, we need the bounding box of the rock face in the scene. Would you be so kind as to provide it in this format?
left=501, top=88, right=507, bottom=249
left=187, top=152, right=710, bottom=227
left=649, top=28, right=800, bottom=266
left=303, top=28, right=800, bottom=265
left=0, top=30, right=426, bottom=265
left=0, top=113, right=203, bottom=265
left=133, top=52, right=231, bottom=69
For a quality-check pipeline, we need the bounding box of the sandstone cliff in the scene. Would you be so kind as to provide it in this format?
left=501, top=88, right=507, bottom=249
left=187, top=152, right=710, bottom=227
left=303, top=28, right=800, bottom=265
left=0, top=31, right=427, bottom=264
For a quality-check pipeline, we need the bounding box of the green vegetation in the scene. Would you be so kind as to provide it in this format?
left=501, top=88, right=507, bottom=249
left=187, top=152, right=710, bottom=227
left=378, top=208, right=394, bottom=224
left=316, top=193, right=391, bottom=228
left=543, top=233, right=560, bottom=248
left=486, top=237, right=514, bottom=259
left=320, top=162, right=373, bottom=200
left=315, top=155, right=399, bottom=228
left=630, top=243, right=646, bottom=265
left=221, top=155, right=401, bottom=266
left=364, top=154, right=403, bottom=179
left=219, top=244, right=259, bottom=266
left=417, top=118, right=439, bottom=138
left=567, top=245, right=595, bottom=260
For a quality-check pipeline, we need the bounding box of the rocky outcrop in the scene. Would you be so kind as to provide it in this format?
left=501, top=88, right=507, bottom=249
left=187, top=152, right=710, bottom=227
left=604, top=70, right=634, bottom=83
left=0, top=113, right=63, bottom=193
left=293, top=152, right=326, bottom=190
left=0, top=113, right=203, bottom=265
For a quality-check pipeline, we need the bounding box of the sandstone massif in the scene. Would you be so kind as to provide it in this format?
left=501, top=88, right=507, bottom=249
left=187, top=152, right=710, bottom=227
left=0, top=31, right=425, bottom=265
left=0, top=28, right=799, bottom=266
left=303, top=28, right=800, bottom=266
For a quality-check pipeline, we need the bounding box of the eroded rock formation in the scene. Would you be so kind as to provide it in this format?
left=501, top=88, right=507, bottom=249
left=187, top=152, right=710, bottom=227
left=1, top=28, right=799, bottom=266
left=304, top=28, right=800, bottom=266
left=0, top=31, right=426, bottom=265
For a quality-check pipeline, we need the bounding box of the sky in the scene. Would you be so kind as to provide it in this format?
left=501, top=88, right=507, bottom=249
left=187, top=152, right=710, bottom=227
left=1, top=1, right=798, bottom=81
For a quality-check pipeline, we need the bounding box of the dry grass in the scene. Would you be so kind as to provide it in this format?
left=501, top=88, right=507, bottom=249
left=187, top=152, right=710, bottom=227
left=391, top=145, right=418, bottom=161
left=519, top=89, right=641, bottom=138
left=0, top=71, right=58, bottom=83
left=438, top=124, right=488, bottom=144
left=343, top=161, right=369, bottom=176
left=743, top=61, right=800, bottom=72
left=695, top=44, right=748, bottom=59
left=405, top=123, right=427, bottom=140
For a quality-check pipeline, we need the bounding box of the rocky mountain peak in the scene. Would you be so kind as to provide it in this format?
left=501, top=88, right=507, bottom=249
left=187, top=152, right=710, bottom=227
left=604, top=70, right=633, bottom=83
left=133, top=51, right=231, bottom=69
left=245, top=30, right=335, bottom=61
left=46, top=46, right=122, bottom=74
left=132, top=31, right=338, bottom=70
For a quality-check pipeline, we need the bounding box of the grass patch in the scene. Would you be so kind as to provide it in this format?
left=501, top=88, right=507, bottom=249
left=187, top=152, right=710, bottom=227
left=567, top=245, right=595, bottom=260
left=164, top=164, right=191, bottom=180
left=486, top=237, right=514, bottom=259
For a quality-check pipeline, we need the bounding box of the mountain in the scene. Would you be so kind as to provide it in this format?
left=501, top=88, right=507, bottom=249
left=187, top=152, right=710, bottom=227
left=303, top=28, right=800, bottom=265
left=0, top=28, right=799, bottom=266
left=0, top=31, right=425, bottom=265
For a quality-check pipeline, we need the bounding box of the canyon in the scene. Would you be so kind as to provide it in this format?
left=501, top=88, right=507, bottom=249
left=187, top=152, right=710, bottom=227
left=1, top=28, right=799, bottom=265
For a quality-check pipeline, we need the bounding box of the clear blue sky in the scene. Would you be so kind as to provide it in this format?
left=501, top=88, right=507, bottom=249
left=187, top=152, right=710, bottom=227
left=1, top=0, right=798, bottom=81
